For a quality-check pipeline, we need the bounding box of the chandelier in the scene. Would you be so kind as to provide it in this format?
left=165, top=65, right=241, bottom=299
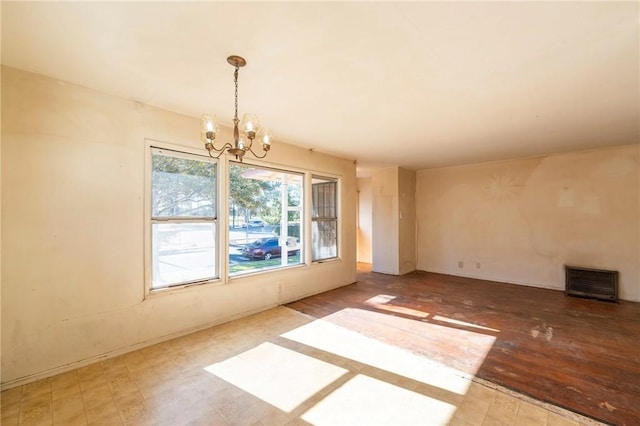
left=201, top=55, right=272, bottom=162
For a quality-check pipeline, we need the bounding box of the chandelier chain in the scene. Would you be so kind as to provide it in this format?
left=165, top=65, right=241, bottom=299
left=234, top=67, right=239, bottom=121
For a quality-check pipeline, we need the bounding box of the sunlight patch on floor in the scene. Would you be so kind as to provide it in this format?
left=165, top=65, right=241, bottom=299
left=432, top=315, right=501, bottom=333
left=204, top=307, right=497, bottom=418
left=364, top=294, right=430, bottom=318
left=204, top=342, right=347, bottom=412
left=301, top=374, right=456, bottom=426
left=323, top=308, right=497, bottom=375
left=364, top=294, right=500, bottom=334
left=281, top=314, right=472, bottom=395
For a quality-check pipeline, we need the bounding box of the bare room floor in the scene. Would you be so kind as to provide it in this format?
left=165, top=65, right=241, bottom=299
left=287, top=263, right=640, bottom=426
left=0, top=282, right=604, bottom=425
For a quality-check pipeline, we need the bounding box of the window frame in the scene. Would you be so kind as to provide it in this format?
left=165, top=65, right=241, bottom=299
left=227, top=160, right=305, bottom=277
left=144, top=140, right=345, bottom=293
left=144, top=142, right=221, bottom=294
left=311, top=175, right=340, bottom=262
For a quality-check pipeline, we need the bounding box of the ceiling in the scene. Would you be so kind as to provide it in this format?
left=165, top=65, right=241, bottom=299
left=2, top=2, right=638, bottom=173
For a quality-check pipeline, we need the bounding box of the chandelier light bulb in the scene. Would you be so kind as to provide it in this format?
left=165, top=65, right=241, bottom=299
left=262, top=129, right=273, bottom=148
left=241, top=113, right=260, bottom=139
left=201, top=114, right=218, bottom=138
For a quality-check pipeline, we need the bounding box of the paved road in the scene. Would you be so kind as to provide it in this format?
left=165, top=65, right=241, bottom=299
left=229, top=226, right=276, bottom=264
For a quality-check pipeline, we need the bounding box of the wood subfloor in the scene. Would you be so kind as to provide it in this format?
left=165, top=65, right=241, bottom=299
left=286, top=264, right=640, bottom=426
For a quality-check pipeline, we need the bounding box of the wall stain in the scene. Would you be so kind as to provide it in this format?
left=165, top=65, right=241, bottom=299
left=483, top=172, right=523, bottom=201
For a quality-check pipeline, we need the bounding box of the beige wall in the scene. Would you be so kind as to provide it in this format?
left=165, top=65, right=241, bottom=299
left=398, top=168, right=416, bottom=275
left=357, top=177, right=372, bottom=264
left=372, top=168, right=399, bottom=274
left=1, top=66, right=357, bottom=386
left=0, top=60, right=3, bottom=382
left=371, top=167, right=416, bottom=275
left=416, top=145, right=640, bottom=301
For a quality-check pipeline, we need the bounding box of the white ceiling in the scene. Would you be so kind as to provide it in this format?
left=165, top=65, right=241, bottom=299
left=2, top=1, right=638, bottom=172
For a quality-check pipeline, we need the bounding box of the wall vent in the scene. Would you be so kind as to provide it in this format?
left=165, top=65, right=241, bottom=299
left=565, top=265, right=618, bottom=302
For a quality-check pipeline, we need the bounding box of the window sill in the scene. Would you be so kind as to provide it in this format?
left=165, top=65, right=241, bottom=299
left=312, top=257, right=341, bottom=265
left=228, top=262, right=308, bottom=281
left=145, top=277, right=224, bottom=298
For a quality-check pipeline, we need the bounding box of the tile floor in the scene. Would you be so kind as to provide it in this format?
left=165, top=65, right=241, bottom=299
left=1, top=307, right=604, bottom=426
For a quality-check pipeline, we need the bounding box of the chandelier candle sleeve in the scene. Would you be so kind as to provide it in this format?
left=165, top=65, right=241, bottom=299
left=201, top=114, right=219, bottom=150
left=240, top=113, right=260, bottom=139
left=200, top=55, right=272, bottom=162
left=262, top=129, right=273, bottom=147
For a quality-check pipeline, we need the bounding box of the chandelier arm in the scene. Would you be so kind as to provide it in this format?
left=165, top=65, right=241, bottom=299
left=247, top=146, right=269, bottom=159
left=207, top=142, right=234, bottom=159
left=208, top=139, right=231, bottom=154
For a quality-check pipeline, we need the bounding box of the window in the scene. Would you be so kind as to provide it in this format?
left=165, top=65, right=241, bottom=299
left=312, top=176, right=338, bottom=261
left=150, top=148, right=217, bottom=289
left=229, top=163, right=303, bottom=275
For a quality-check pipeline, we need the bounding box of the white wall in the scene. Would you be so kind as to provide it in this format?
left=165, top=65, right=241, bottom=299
left=1, top=66, right=357, bottom=386
left=416, top=145, right=640, bottom=301
left=357, top=177, right=372, bottom=264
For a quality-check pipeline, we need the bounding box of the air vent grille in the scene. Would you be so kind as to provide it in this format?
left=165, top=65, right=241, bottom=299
left=565, top=265, right=618, bottom=302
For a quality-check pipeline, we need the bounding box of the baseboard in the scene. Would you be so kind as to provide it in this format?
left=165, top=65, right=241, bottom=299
left=2, top=274, right=356, bottom=391
left=419, top=268, right=564, bottom=292
left=418, top=268, right=639, bottom=302
left=278, top=279, right=355, bottom=306
left=0, top=303, right=279, bottom=391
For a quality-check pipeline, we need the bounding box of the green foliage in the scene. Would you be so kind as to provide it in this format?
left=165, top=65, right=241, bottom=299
left=229, top=164, right=295, bottom=223
left=152, top=153, right=216, bottom=217
left=229, top=164, right=267, bottom=214
left=229, top=254, right=301, bottom=274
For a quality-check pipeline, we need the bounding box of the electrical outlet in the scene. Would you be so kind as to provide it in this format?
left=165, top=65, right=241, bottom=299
left=476, top=262, right=481, bottom=269
left=458, top=261, right=464, bottom=268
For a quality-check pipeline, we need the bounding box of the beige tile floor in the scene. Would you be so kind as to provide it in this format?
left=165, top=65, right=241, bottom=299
left=1, top=307, right=604, bottom=426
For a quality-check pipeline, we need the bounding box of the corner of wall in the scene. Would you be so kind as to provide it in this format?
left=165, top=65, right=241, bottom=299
left=0, top=57, right=4, bottom=386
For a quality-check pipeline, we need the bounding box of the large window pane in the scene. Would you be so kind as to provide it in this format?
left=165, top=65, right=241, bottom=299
left=152, top=223, right=216, bottom=289
left=312, top=177, right=338, bottom=261
left=152, top=153, right=216, bottom=218
left=312, top=220, right=337, bottom=260
left=150, top=148, right=217, bottom=290
left=229, top=163, right=303, bottom=275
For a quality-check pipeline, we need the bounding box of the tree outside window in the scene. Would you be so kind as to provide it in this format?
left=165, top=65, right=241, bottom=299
left=229, top=163, right=303, bottom=275
left=150, top=148, right=217, bottom=289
